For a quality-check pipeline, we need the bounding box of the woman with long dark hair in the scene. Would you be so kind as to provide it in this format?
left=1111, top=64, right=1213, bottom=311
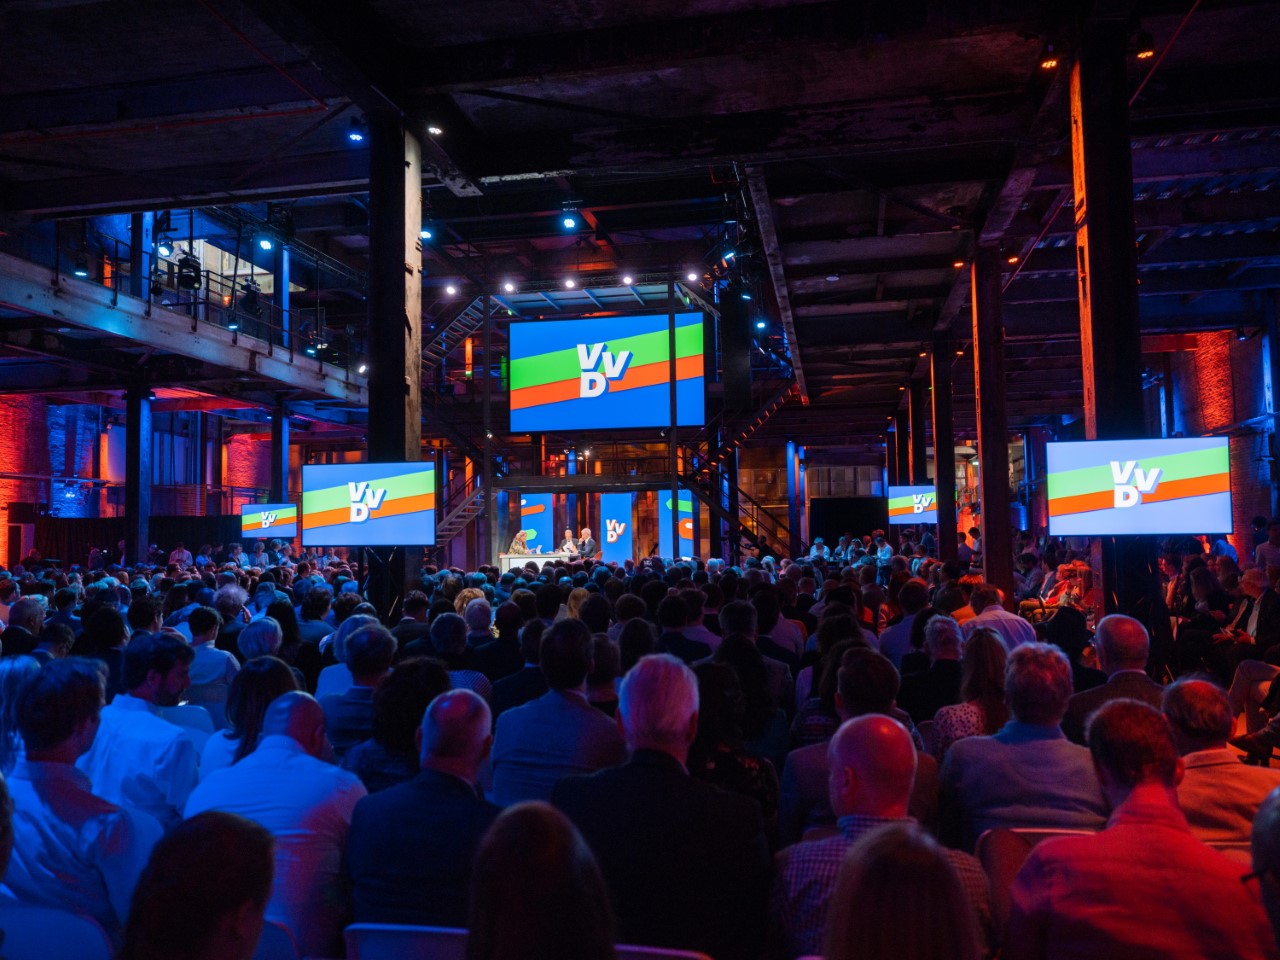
left=466, top=802, right=616, bottom=960
left=930, top=627, right=1009, bottom=760
left=199, top=656, right=300, bottom=778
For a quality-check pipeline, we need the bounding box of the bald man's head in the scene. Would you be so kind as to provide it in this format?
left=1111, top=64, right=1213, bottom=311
left=1095, top=614, right=1150, bottom=674
left=827, top=714, right=918, bottom=819
left=261, top=691, right=328, bottom=758
left=419, top=689, right=492, bottom=777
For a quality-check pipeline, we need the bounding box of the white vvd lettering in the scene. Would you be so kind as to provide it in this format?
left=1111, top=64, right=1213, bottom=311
left=348, top=482, right=388, bottom=523
left=577, top=342, right=634, bottom=398
left=1110, top=460, right=1162, bottom=508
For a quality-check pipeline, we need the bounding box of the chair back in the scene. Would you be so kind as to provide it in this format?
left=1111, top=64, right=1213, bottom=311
left=916, top=719, right=937, bottom=756
left=976, top=827, right=1097, bottom=947
left=345, top=923, right=467, bottom=960
left=158, top=702, right=215, bottom=752
left=252, top=918, right=300, bottom=960
left=0, top=905, right=111, bottom=960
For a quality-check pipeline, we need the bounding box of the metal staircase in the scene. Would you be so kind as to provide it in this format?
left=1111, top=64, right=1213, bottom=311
left=423, top=297, right=494, bottom=365
left=434, top=472, right=485, bottom=549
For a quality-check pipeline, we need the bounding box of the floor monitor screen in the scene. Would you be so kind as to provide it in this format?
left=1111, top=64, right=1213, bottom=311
left=1046, top=437, right=1230, bottom=536
left=240, top=503, right=297, bottom=539
left=301, top=462, right=436, bottom=546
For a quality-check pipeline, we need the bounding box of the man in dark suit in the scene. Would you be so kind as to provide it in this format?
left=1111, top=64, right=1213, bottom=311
left=554, top=654, right=771, bottom=960
left=897, top=613, right=963, bottom=724
left=491, top=618, right=626, bottom=805
left=1061, top=614, right=1164, bottom=744
left=578, top=527, right=598, bottom=559
left=345, top=689, right=500, bottom=927
left=44, top=587, right=83, bottom=638
left=656, top=595, right=711, bottom=665
left=390, top=591, right=432, bottom=648
left=491, top=620, right=549, bottom=718
left=0, top=597, right=42, bottom=657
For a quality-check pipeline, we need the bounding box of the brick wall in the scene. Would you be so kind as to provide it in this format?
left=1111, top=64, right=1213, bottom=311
left=223, top=432, right=272, bottom=495
left=0, top=396, right=50, bottom=565
left=1172, top=330, right=1273, bottom=555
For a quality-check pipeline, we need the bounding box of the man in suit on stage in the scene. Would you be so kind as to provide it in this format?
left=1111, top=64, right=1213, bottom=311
left=554, top=654, right=771, bottom=960
left=578, top=527, right=598, bottom=559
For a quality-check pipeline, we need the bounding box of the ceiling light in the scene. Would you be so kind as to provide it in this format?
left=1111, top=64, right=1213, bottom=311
left=445, top=284, right=457, bottom=296
left=564, top=278, right=576, bottom=289
left=686, top=271, right=699, bottom=282
left=1040, top=57, right=1059, bottom=70
left=420, top=227, right=433, bottom=240
left=72, top=253, right=89, bottom=278
left=755, top=320, right=767, bottom=330
left=347, top=117, right=368, bottom=143
left=305, top=345, right=317, bottom=356
left=357, top=362, right=369, bottom=374
left=621, top=274, right=634, bottom=286
left=427, top=125, right=444, bottom=136
left=1007, top=255, right=1019, bottom=264
left=741, top=291, right=752, bottom=301
left=1134, top=31, right=1156, bottom=59
left=562, top=215, right=578, bottom=231
left=956, top=349, right=965, bottom=356
left=724, top=249, right=736, bottom=260
left=952, top=260, right=965, bottom=268
left=919, top=351, right=927, bottom=358
left=257, top=236, right=273, bottom=252
left=503, top=281, right=515, bottom=293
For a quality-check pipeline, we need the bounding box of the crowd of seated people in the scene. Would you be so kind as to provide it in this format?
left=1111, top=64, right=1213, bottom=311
left=0, top=525, right=1278, bottom=958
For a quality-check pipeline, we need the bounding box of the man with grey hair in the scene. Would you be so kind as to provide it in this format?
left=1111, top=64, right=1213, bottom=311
left=961, top=583, right=1037, bottom=650
left=1062, top=614, right=1163, bottom=744
left=320, top=622, right=397, bottom=757
left=897, top=614, right=964, bottom=724
left=236, top=616, right=283, bottom=661
left=940, top=642, right=1106, bottom=850
left=1164, top=677, right=1280, bottom=842
left=346, top=689, right=500, bottom=928
left=554, top=654, right=770, bottom=960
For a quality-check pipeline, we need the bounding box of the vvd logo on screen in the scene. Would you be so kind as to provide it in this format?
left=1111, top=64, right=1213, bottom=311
left=1111, top=460, right=1162, bottom=509
left=348, top=482, right=388, bottom=522
left=578, top=343, right=633, bottom=398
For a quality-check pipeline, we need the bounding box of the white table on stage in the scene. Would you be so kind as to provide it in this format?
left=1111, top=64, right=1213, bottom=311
left=498, top=552, right=574, bottom=573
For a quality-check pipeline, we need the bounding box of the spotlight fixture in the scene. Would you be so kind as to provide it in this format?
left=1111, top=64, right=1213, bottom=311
left=503, top=281, right=516, bottom=293
left=427, top=125, right=444, bottom=136
left=155, top=236, right=174, bottom=258
left=1039, top=42, right=1059, bottom=71
left=347, top=117, right=368, bottom=143
left=562, top=214, right=578, bottom=231
left=621, top=274, right=634, bottom=286
left=176, top=250, right=202, bottom=290
left=564, top=278, right=576, bottom=289
left=1237, top=327, right=1249, bottom=342
left=420, top=226, right=433, bottom=240
left=305, top=344, right=318, bottom=356
left=1133, top=31, right=1156, bottom=60
left=741, top=291, right=752, bottom=301
left=357, top=361, right=369, bottom=374
left=72, top=253, right=89, bottom=278
left=825, top=274, right=840, bottom=282
left=755, top=320, right=767, bottom=330
left=1007, top=255, right=1019, bottom=264
left=952, top=260, right=965, bottom=269
left=445, top=284, right=457, bottom=296
left=256, top=235, right=273, bottom=252
left=237, top=279, right=262, bottom=318
left=919, top=351, right=927, bottom=358
left=686, top=271, right=699, bottom=282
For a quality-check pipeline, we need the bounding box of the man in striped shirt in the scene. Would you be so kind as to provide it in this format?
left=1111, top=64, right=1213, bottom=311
left=769, top=715, right=991, bottom=958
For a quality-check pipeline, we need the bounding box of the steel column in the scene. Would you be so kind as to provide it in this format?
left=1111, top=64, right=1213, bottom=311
left=930, top=335, right=957, bottom=560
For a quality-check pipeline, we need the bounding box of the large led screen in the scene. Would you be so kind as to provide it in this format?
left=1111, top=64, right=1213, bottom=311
left=1046, top=437, right=1230, bottom=536
left=509, top=313, right=705, bottom=432
left=887, top=486, right=937, bottom=525
left=240, top=503, right=297, bottom=539
left=301, top=462, right=436, bottom=546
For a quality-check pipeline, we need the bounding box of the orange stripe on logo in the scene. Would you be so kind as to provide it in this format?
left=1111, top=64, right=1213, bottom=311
left=510, top=354, right=704, bottom=412
left=1048, top=472, right=1229, bottom=517
left=302, top=492, right=435, bottom=530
